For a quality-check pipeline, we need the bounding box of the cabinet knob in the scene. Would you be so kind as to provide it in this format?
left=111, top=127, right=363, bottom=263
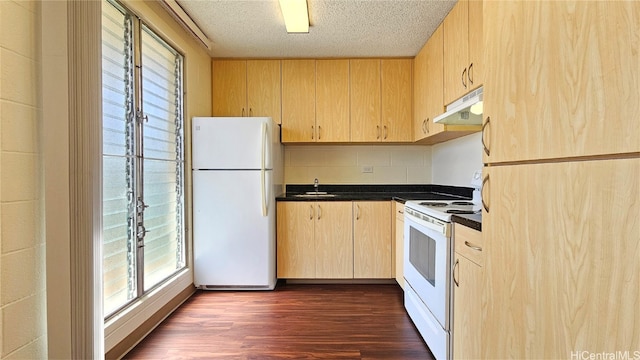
left=311, top=125, right=314, bottom=140
left=318, top=125, right=322, bottom=140
left=426, top=118, right=430, bottom=133
left=383, top=125, right=388, bottom=140
left=468, top=63, right=474, bottom=85
left=376, top=125, right=381, bottom=139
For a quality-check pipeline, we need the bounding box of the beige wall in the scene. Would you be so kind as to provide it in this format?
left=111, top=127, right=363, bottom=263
left=284, top=145, right=432, bottom=185
left=0, top=0, right=48, bottom=359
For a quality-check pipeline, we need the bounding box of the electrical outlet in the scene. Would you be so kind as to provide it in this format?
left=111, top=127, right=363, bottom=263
left=362, top=166, right=373, bottom=173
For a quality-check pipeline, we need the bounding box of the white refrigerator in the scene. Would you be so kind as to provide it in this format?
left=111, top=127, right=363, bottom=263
left=192, top=116, right=282, bottom=290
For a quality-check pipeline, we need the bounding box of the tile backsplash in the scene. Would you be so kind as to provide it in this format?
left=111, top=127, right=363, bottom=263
left=284, top=145, right=432, bottom=185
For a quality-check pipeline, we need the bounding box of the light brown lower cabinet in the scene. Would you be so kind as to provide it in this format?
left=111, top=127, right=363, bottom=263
left=277, top=201, right=393, bottom=280
left=353, top=201, right=392, bottom=278
left=276, top=201, right=352, bottom=278
left=452, top=223, right=483, bottom=359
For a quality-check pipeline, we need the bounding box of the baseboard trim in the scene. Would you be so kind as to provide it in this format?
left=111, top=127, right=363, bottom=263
left=105, top=284, right=196, bottom=360
left=283, top=279, right=397, bottom=285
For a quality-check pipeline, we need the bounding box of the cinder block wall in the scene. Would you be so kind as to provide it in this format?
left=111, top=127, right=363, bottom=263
left=0, top=1, right=48, bottom=358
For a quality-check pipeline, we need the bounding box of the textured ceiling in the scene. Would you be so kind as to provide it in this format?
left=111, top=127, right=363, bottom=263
left=177, top=0, right=457, bottom=58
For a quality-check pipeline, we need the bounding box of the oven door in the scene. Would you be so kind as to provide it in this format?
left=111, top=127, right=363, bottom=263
left=403, top=211, right=451, bottom=329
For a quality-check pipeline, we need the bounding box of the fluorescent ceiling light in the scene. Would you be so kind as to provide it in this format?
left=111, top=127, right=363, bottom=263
left=279, top=0, right=309, bottom=33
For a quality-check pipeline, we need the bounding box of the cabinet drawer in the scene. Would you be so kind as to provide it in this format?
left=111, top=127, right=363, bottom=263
left=454, top=223, right=483, bottom=266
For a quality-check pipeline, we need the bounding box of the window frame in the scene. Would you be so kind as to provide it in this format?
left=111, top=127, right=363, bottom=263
left=101, top=0, right=187, bottom=321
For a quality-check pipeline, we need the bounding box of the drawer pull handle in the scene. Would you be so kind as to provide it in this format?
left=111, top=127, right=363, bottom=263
left=482, top=116, right=491, bottom=157
left=452, top=259, right=459, bottom=287
left=464, top=241, right=482, bottom=252
left=481, top=174, right=490, bottom=213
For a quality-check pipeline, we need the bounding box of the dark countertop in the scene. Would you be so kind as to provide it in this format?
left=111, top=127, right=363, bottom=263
left=451, top=213, right=482, bottom=232
left=277, top=184, right=474, bottom=203
left=278, top=184, right=483, bottom=230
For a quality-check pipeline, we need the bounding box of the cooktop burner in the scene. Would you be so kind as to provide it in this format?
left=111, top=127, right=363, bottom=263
left=419, top=202, right=448, bottom=207
left=446, top=209, right=477, bottom=214
left=406, top=199, right=480, bottom=222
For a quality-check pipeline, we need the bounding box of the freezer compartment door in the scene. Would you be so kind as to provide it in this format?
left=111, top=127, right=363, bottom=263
left=192, top=170, right=275, bottom=288
left=192, top=117, right=273, bottom=170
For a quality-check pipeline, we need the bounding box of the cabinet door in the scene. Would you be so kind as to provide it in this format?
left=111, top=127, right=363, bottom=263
left=350, top=59, right=381, bottom=142
left=443, top=0, right=469, bottom=105
left=467, top=0, right=483, bottom=91
left=353, top=201, right=392, bottom=278
left=453, top=253, right=482, bottom=360
left=276, top=202, right=315, bottom=278
left=483, top=1, right=640, bottom=163
left=424, top=24, right=446, bottom=139
left=413, top=46, right=429, bottom=141
left=316, top=60, right=350, bottom=142
left=282, top=59, right=316, bottom=142
left=212, top=60, right=247, bottom=116
left=315, top=202, right=353, bottom=278
left=247, top=60, right=281, bottom=123
left=481, top=159, right=640, bottom=358
left=394, top=202, right=405, bottom=289
left=381, top=59, right=412, bottom=142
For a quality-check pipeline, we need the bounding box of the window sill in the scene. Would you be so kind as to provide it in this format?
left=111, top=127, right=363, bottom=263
left=104, top=268, right=193, bottom=353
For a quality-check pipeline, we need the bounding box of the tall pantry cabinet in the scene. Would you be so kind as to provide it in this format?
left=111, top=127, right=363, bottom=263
left=481, top=1, right=639, bottom=358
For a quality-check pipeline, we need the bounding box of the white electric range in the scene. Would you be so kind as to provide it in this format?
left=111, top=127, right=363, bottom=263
left=403, top=198, right=480, bottom=360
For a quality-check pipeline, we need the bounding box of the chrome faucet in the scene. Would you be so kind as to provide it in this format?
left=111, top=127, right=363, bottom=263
left=313, top=178, right=319, bottom=193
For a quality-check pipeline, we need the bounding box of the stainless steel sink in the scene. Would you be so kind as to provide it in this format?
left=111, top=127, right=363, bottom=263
left=293, top=192, right=337, bottom=198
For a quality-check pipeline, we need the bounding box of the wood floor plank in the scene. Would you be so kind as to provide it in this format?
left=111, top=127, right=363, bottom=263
left=124, top=283, right=434, bottom=359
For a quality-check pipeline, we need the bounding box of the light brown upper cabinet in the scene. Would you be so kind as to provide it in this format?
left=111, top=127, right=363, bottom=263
left=351, top=59, right=412, bottom=142
left=413, top=45, right=429, bottom=141
left=281, top=59, right=316, bottom=142
left=212, top=60, right=281, bottom=122
left=350, top=59, right=381, bottom=142
left=381, top=59, right=412, bottom=142
left=482, top=1, right=639, bottom=163
left=316, top=59, right=350, bottom=142
left=414, top=25, right=477, bottom=144
left=443, top=0, right=483, bottom=106
left=246, top=60, right=281, bottom=123
left=212, top=60, right=247, bottom=117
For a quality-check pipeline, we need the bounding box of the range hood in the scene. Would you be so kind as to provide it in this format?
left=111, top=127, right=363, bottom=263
left=433, top=86, right=483, bottom=125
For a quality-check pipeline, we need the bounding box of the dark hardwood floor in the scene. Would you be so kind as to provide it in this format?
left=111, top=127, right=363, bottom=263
left=125, top=283, right=434, bottom=359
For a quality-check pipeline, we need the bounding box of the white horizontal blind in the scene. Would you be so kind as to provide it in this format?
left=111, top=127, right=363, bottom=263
left=101, top=0, right=136, bottom=317
left=140, top=26, right=185, bottom=290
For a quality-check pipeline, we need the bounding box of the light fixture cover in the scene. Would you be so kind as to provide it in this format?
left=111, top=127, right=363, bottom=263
left=433, top=86, right=484, bottom=125
left=279, top=0, right=309, bottom=33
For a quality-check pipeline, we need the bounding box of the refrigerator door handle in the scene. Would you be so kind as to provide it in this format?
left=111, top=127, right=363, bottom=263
left=261, top=122, right=268, bottom=217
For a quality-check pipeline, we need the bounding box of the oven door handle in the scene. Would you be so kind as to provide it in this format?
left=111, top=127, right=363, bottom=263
left=405, top=212, right=448, bottom=237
